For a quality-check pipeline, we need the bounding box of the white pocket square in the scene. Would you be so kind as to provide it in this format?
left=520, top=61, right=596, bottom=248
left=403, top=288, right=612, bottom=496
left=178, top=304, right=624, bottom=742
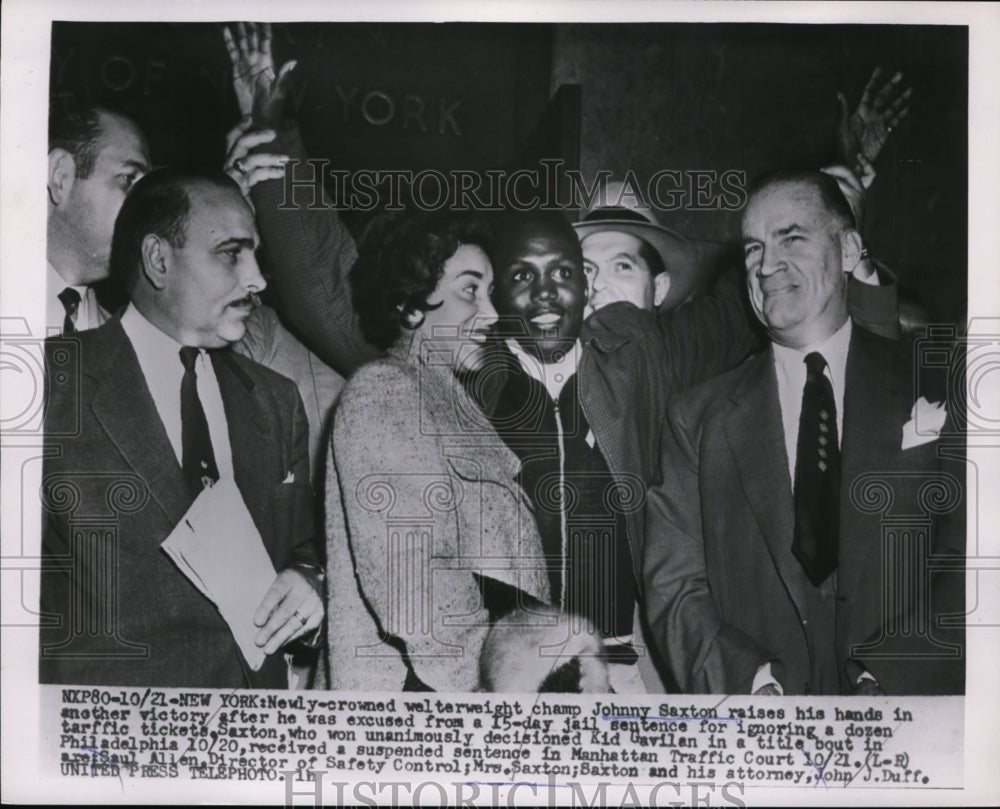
left=901, top=397, right=947, bottom=450
left=282, top=470, right=295, bottom=484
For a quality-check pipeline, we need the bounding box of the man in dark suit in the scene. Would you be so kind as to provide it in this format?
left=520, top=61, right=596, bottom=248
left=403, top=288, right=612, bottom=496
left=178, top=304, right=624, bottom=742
left=39, top=168, right=324, bottom=688
left=643, top=170, right=964, bottom=696
left=46, top=92, right=342, bottom=486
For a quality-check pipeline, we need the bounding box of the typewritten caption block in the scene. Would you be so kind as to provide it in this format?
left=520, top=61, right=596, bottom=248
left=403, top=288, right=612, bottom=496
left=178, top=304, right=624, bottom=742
left=42, top=686, right=962, bottom=792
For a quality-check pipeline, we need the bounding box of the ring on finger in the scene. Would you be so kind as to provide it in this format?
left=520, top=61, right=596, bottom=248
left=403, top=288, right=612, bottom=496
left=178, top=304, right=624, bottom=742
left=292, top=609, right=307, bottom=626
left=234, top=157, right=247, bottom=174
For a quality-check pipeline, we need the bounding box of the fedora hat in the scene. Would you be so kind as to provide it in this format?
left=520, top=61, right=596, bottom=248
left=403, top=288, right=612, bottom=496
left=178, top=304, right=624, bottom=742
left=573, top=180, right=700, bottom=311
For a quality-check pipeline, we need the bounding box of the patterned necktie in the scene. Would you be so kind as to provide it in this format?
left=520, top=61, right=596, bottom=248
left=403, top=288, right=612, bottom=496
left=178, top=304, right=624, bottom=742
left=179, top=347, right=220, bottom=497
left=792, top=351, right=841, bottom=586
left=57, top=287, right=81, bottom=335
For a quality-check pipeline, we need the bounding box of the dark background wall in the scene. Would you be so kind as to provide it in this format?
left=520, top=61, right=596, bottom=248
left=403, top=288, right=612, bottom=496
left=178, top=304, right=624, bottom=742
left=51, top=22, right=554, bottom=173
left=50, top=21, right=967, bottom=322
left=553, top=23, right=968, bottom=321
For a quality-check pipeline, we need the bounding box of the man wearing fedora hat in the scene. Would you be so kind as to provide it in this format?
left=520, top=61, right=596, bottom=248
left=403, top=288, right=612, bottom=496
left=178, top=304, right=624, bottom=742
left=575, top=180, right=701, bottom=317
left=574, top=168, right=883, bottom=321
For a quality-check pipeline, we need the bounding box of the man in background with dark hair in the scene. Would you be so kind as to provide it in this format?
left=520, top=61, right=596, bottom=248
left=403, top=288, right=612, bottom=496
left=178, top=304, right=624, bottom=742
left=39, top=167, right=324, bottom=688
left=47, top=92, right=150, bottom=334
left=45, top=90, right=342, bottom=483
left=575, top=180, right=700, bottom=317
left=643, top=170, right=965, bottom=695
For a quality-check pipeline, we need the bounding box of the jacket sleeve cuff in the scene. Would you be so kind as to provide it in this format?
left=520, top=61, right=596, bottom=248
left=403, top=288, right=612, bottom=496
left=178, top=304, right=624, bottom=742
left=848, top=260, right=901, bottom=340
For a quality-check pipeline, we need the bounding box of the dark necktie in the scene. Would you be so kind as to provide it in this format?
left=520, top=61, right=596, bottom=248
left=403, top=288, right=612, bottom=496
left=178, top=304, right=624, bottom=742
left=792, top=351, right=841, bottom=586
left=57, top=287, right=81, bottom=335
left=179, top=347, right=220, bottom=497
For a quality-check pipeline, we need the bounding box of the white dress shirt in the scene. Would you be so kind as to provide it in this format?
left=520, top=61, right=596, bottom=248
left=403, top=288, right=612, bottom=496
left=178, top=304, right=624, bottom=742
left=772, top=318, right=853, bottom=487
left=120, top=304, right=234, bottom=480
left=753, top=317, right=854, bottom=694
left=505, top=337, right=582, bottom=401
left=46, top=262, right=109, bottom=335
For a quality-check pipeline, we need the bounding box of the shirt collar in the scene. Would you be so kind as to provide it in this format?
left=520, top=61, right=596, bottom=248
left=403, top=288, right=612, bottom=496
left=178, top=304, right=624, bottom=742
left=506, top=337, right=581, bottom=401
left=120, top=303, right=188, bottom=363
left=772, top=317, right=853, bottom=388
left=47, top=261, right=88, bottom=296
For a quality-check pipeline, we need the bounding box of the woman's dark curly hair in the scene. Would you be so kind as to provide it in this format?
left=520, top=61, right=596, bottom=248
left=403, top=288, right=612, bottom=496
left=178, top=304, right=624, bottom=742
left=351, top=211, right=494, bottom=351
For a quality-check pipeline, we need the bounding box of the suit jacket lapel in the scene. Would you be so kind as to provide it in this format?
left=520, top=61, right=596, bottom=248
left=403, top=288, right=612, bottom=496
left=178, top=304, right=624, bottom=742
left=90, top=321, right=191, bottom=526
left=839, top=326, right=898, bottom=598
left=212, top=352, right=274, bottom=518
left=723, top=350, right=809, bottom=618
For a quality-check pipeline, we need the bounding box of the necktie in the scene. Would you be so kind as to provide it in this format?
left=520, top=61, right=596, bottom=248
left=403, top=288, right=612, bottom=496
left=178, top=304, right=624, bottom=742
left=179, top=347, right=220, bottom=497
left=792, top=351, right=840, bottom=586
left=58, top=287, right=81, bottom=335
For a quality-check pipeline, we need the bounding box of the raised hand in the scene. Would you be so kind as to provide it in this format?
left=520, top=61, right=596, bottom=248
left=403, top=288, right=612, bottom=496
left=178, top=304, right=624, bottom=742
left=223, top=22, right=298, bottom=126
left=223, top=117, right=290, bottom=203
left=821, top=161, right=877, bottom=282
left=836, top=67, right=912, bottom=174
left=821, top=160, right=872, bottom=227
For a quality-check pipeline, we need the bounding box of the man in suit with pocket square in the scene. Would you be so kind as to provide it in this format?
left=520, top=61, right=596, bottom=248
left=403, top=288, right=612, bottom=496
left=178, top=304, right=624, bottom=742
left=643, top=169, right=965, bottom=696
left=39, top=167, right=324, bottom=688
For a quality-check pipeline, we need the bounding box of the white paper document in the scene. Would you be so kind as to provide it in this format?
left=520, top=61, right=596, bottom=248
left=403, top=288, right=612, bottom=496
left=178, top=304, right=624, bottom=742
left=161, top=478, right=276, bottom=670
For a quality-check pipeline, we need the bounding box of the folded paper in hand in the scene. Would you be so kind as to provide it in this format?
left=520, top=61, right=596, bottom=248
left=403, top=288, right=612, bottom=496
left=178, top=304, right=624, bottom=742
left=161, top=478, right=276, bottom=670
